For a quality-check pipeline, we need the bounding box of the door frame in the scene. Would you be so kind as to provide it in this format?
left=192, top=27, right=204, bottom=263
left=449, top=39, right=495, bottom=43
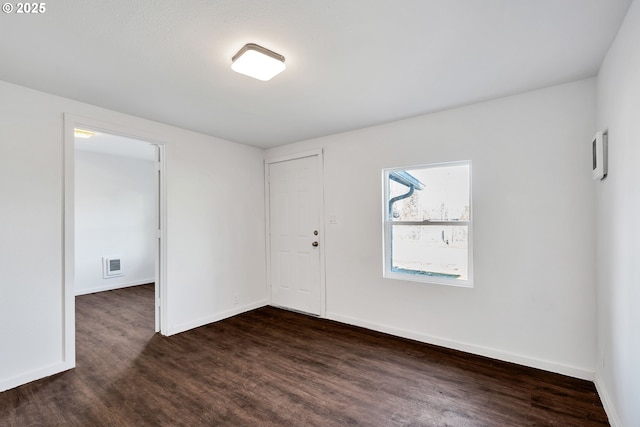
left=63, top=113, right=168, bottom=368
left=264, top=149, right=326, bottom=317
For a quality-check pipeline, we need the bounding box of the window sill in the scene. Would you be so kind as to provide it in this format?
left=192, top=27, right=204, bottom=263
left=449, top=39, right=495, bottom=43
left=384, top=270, right=473, bottom=288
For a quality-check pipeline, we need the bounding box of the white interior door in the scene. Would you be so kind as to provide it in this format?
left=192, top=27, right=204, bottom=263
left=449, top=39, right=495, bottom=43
left=268, top=155, right=322, bottom=315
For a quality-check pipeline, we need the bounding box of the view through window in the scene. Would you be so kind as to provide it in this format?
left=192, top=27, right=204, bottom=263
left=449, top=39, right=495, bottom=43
left=383, top=161, right=472, bottom=286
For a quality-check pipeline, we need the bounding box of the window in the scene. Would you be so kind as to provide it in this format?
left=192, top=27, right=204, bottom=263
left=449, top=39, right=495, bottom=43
left=383, top=161, right=472, bottom=286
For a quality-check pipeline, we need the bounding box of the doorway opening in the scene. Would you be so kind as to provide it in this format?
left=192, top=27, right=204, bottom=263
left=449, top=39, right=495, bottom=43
left=75, top=131, right=157, bottom=310
left=63, top=114, right=167, bottom=368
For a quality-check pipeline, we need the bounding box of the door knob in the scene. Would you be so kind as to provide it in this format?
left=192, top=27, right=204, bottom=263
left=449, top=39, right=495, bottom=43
left=312, top=241, right=319, bottom=247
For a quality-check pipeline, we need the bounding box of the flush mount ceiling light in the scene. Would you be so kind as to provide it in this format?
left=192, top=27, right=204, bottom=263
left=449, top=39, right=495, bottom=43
left=231, top=43, right=286, bottom=81
left=74, top=128, right=95, bottom=138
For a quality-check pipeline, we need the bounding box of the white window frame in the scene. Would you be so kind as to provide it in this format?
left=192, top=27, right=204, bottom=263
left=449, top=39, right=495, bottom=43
left=382, top=160, right=473, bottom=287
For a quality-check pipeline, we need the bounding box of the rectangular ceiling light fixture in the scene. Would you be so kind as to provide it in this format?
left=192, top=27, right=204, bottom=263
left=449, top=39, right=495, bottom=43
left=231, top=43, right=286, bottom=81
left=74, top=128, right=95, bottom=138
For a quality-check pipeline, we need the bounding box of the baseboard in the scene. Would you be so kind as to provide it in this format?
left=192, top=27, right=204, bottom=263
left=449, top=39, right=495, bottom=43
left=0, top=360, right=74, bottom=392
left=75, top=279, right=155, bottom=296
left=326, top=312, right=594, bottom=381
left=594, top=373, right=621, bottom=427
left=166, top=299, right=269, bottom=336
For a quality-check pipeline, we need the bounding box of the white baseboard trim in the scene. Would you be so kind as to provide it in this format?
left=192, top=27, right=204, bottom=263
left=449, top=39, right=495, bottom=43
left=75, top=279, right=155, bottom=296
left=594, top=373, right=621, bottom=427
left=326, top=311, right=594, bottom=381
left=0, top=360, right=74, bottom=392
left=166, top=299, right=269, bottom=336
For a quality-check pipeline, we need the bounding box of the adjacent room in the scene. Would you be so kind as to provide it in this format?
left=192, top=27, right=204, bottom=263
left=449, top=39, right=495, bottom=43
left=0, top=1, right=638, bottom=426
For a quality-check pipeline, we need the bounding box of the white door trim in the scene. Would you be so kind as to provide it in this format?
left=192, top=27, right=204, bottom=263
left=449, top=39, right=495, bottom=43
left=264, top=149, right=326, bottom=317
left=265, top=148, right=323, bottom=165
left=63, top=114, right=169, bottom=369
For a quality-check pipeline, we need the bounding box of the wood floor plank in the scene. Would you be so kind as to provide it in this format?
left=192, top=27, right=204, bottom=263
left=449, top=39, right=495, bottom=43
left=0, top=284, right=609, bottom=426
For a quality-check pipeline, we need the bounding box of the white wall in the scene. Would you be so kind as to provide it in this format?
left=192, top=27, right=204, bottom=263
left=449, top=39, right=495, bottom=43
left=595, top=1, right=640, bottom=425
left=75, top=149, right=155, bottom=295
left=163, top=127, right=267, bottom=333
left=266, top=79, right=597, bottom=379
left=0, top=80, right=267, bottom=391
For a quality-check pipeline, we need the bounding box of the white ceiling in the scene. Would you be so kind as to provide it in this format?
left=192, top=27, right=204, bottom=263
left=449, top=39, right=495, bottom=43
left=0, top=0, right=632, bottom=148
left=75, top=132, right=156, bottom=161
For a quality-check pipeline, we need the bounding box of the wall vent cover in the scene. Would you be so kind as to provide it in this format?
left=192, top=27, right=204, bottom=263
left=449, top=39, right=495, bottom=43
left=103, top=257, right=123, bottom=278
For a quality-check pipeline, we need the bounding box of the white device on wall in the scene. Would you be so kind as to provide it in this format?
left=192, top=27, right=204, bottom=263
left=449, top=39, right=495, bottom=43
left=592, top=131, right=608, bottom=180
left=102, top=257, right=123, bottom=278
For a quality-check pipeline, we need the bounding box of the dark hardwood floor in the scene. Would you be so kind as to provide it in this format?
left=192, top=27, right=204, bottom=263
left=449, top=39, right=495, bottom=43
left=0, top=285, right=608, bottom=426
